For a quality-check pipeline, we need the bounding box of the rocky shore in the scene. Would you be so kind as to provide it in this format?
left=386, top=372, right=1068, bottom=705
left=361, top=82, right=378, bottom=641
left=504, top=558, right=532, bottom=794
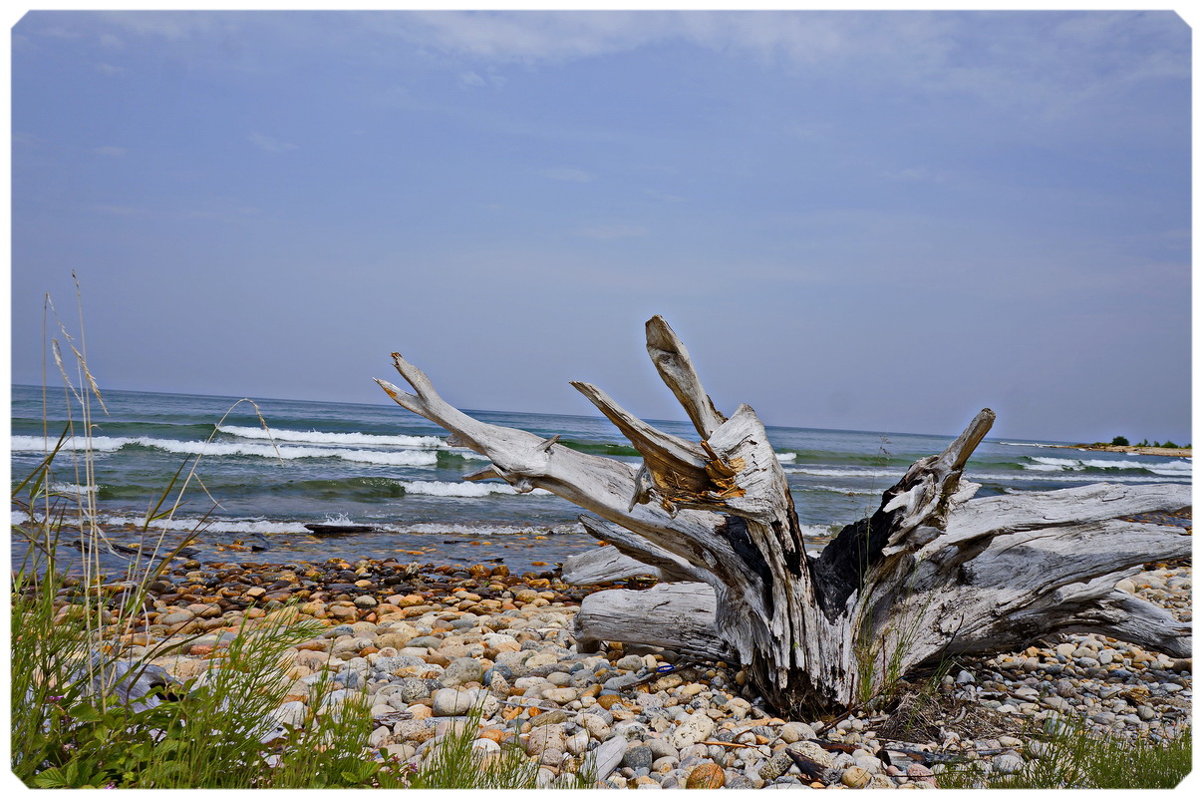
left=67, top=554, right=1191, bottom=789
left=1049, top=443, right=1192, bottom=458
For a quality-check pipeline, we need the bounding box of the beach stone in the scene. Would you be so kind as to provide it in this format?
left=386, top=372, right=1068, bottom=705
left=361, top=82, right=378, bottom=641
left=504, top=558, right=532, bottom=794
left=779, top=721, right=816, bottom=742
left=271, top=700, right=307, bottom=728
left=580, top=712, right=611, bottom=739
left=395, top=678, right=433, bottom=703
left=565, top=729, right=591, bottom=756
left=442, top=657, right=484, bottom=687
left=623, top=745, right=654, bottom=771
left=543, top=687, right=579, bottom=704
left=906, top=763, right=936, bottom=784
left=685, top=762, right=725, bottom=789
left=392, top=718, right=435, bottom=743
left=530, top=709, right=570, bottom=728
left=854, top=754, right=883, bottom=774
left=527, top=724, right=568, bottom=756
left=616, top=654, right=645, bottom=671
left=385, top=742, right=417, bottom=761
left=584, top=735, right=629, bottom=782
left=841, top=765, right=871, bottom=788
left=758, top=751, right=793, bottom=782
left=597, top=694, right=624, bottom=710
left=431, top=688, right=478, bottom=716
left=670, top=712, right=716, bottom=749
left=646, top=737, right=678, bottom=760
left=993, top=754, right=1024, bottom=775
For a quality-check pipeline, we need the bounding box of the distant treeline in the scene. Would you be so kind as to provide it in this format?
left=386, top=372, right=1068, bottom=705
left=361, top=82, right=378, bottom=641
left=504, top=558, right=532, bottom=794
left=1103, top=436, right=1189, bottom=449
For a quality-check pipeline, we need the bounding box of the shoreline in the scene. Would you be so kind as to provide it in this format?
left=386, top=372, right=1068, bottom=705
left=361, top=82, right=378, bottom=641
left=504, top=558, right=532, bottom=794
left=31, top=551, right=1192, bottom=789
left=1043, top=443, right=1191, bottom=458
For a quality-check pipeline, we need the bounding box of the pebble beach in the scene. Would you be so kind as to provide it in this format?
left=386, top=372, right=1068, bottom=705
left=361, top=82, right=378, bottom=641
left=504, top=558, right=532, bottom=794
left=69, top=547, right=1191, bottom=790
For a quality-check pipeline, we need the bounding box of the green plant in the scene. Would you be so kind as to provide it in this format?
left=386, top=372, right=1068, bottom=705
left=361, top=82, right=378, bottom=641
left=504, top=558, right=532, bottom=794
left=401, top=700, right=541, bottom=789
left=11, top=282, right=402, bottom=788
left=1110, top=435, right=1130, bottom=447
left=937, top=721, right=1191, bottom=789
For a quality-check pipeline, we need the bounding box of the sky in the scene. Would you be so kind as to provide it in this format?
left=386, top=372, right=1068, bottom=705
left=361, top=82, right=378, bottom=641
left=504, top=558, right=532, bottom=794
left=8, top=9, right=1192, bottom=444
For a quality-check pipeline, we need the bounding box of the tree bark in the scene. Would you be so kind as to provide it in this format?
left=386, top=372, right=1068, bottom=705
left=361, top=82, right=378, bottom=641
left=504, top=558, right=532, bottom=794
left=376, top=316, right=1191, bottom=716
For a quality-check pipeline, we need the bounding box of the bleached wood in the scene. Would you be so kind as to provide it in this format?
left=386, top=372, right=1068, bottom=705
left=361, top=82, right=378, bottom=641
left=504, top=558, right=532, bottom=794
left=574, top=582, right=732, bottom=661
left=644, top=315, right=726, bottom=438
left=376, top=322, right=1192, bottom=715
left=563, top=546, right=663, bottom=584
left=563, top=515, right=702, bottom=584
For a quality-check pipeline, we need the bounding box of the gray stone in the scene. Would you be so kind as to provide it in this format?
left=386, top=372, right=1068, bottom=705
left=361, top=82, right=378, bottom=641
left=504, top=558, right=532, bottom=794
left=431, top=687, right=480, bottom=716
left=670, top=712, right=715, bottom=749
left=779, top=721, right=816, bottom=742
left=646, top=737, right=678, bottom=760
left=616, top=654, right=645, bottom=671
left=623, top=745, right=655, bottom=770
left=584, top=735, right=629, bottom=781
left=395, top=677, right=432, bottom=703
left=758, top=751, right=794, bottom=782
left=442, top=657, right=484, bottom=687
left=992, top=754, right=1024, bottom=774
left=409, top=635, right=442, bottom=649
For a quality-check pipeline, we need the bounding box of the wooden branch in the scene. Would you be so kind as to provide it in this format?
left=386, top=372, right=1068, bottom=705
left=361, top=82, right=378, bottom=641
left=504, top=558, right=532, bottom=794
left=562, top=546, right=663, bottom=585
left=574, top=582, right=734, bottom=662
left=574, top=515, right=703, bottom=582
left=645, top=315, right=726, bottom=438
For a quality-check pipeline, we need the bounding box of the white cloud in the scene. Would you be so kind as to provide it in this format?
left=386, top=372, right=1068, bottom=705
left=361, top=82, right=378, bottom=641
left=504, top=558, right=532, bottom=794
left=541, top=167, right=594, bottom=183
left=458, top=69, right=508, bottom=89
left=248, top=132, right=298, bottom=154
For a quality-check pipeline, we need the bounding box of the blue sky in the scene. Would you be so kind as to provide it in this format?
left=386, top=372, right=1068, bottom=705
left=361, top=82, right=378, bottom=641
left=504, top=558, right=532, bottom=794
left=9, top=10, right=1192, bottom=443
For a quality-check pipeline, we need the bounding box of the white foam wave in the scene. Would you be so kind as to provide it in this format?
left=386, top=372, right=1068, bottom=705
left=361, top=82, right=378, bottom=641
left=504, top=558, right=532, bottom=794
left=217, top=425, right=448, bottom=449
left=775, top=452, right=797, bottom=462
left=11, top=510, right=30, bottom=524
left=785, top=465, right=1187, bottom=484
left=793, top=484, right=878, bottom=496
left=785, top=467, right=907, bottom=479
left=102, top=514, right=312, bottom=535
left=49, top=482, right=98, bottom=495
left=800, top=523, right=842, bottom=538
left=397, top=480, right=553, bottom=498
left=12, top=435, right=129, bottom=453
left=12, top=435, right=439, bottom=467
left=1025, top=456, right=1191, bottom=477
left=97, top=513, right=581, bottom=536
left=995, top=441, right=1055, bottom=449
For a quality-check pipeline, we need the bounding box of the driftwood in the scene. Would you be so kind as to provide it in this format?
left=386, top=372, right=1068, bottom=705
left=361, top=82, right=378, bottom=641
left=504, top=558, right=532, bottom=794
left=376, top=316, right=1191, bottom=715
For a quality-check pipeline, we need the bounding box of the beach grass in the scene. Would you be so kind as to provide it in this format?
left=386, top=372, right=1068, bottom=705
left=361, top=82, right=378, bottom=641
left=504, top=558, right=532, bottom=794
left=10, top=285, right=549, bottom=788
left=936, top=720, right=1192, bottom=789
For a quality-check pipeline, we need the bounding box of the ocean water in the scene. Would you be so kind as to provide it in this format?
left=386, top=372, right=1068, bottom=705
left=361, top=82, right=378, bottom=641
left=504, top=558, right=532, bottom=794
left=10, top=384, right=1192, bottom=571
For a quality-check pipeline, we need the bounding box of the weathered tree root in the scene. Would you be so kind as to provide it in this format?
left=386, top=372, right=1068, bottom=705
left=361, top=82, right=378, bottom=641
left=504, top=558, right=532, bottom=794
left=377, top=316, right=1190, bottom=715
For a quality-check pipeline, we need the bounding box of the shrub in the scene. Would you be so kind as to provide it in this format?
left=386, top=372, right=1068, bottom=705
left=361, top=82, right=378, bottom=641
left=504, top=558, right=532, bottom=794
left=1110, top=435, right=1130, bottom=446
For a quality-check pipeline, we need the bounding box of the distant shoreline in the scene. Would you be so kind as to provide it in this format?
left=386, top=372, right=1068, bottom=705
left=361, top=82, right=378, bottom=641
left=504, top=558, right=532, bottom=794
left=1043, top=443, right=1192, bottom=458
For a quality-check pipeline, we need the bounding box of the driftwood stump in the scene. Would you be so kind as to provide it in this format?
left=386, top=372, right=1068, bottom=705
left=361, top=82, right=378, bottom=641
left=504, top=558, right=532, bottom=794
left=377, top=316, right=1190, bottom=716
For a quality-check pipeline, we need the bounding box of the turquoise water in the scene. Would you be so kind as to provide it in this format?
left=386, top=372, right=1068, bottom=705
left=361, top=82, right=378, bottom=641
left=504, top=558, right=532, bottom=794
left=11, top=384, right=1191, bottom=570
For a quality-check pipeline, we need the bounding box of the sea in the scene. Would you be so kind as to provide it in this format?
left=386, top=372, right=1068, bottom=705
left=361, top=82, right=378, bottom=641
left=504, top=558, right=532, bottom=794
left=10, top=384, right=1193, bottom=574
